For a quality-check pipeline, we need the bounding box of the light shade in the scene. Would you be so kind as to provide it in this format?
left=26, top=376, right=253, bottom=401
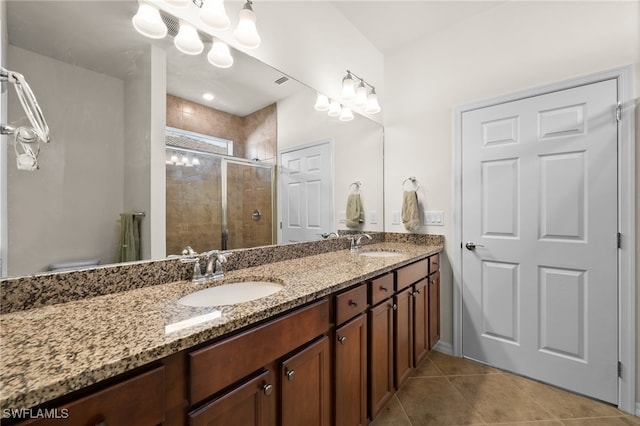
left=200, top=0, right=230, bottom=30
left=132, top=1, right=167, bottom=39
left=355, top=81, right=368, bottom=107
left=365, top=88, right=381, bottom=114
left=339, top=107, right=354, bottom=122
left=207, top=39, right=234, bottom=68
left=234, top=1, right=261, bottom=49
left=314, top=93, right=330, bottom=111
left=202, top=93, right=215, bottom=101
left=175, top=20, right=204, bottom=55
left=328, top=100, right=342, bottom=117
left=164, top=0, right=190, bottom=7
left=341, top=72, right=356, bottom=100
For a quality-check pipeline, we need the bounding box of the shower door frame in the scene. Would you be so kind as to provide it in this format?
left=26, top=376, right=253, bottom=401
left=221, top=157, right=276, bottom=250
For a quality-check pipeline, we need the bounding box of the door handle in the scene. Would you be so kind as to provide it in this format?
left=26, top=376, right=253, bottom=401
left=465, top=242, right=485, bottom=251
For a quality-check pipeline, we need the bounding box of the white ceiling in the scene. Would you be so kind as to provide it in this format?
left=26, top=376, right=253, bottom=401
left=6, top=1, right=307, bottom=117
left=331, top=1, right=505, bottom=55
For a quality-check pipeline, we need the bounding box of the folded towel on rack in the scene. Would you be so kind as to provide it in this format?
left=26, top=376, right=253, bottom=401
left=402, top=191, right=420, bottom=231
left=117, top=212, right=141, bottom=262
left=346, top=193, right=364, bottom=229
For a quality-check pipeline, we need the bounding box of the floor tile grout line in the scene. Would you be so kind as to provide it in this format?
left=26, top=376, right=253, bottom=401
left=442, top=374, right=490, bottom=425
left=392, top=394, right=415, bottom=426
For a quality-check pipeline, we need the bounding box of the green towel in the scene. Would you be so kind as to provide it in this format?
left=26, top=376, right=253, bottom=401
left=117, top=213, right=141, bottom=262
left=346, top=193, right=364, bottom=229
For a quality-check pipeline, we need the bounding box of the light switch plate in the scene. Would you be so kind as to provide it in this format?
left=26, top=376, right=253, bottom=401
left=369, top=211, right=378, bottom=224
left=392, top=210, right=401, bottom=225
left=338, top=211, right=346, bottom=223
left=424, top=211, right=444, bottom=226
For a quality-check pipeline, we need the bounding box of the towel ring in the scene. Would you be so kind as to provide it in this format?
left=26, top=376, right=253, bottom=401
left=349, top=181, right=361, bottom=194
left=402, top=176, right=419, bottom=191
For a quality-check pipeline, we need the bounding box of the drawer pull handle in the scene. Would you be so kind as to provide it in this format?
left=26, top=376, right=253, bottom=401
left=263, top=384, right=273, bottom=396
left=338, top=336, right=347, bottom=345
left=380, top=286, right=388, bottom=292
left=286, top=370, right=296, bottom=381
left=348, top=300, right=358, bottom=308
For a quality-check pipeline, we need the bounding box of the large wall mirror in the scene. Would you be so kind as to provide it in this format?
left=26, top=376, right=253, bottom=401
left=2, top=0, right=384, bottom=278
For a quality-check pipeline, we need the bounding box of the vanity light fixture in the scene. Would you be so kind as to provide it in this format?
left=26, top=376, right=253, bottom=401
left=234, top=0, right=261, bottom=49
left=192, top=157, right=201, bottom=166
left=207, top=39, right=234, bottom=68
left=341, top=71, right=356, bottom=101
left=328, top=100, right=342, bottom=117
left=354, top=80, right=368, bottom=107
left=314, top=93, right=330, bottom=111
left=174, top=20, right=204, bottom=55
left=365, top=88, right=381, bottom=114
left=199, top=0, right=230, bottom=30
left=132, top=1, right=168, bottom=39
left=339, top=106, right=354, bottom=122
left=170, top=152, right=179, bottom=164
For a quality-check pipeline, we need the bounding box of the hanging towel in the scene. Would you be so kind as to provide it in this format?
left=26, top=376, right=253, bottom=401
left=117, top=213, right=141, bottom=262
left=346, top=193, right=364, bottom=229
left=402, top=191, right=420, bottom=231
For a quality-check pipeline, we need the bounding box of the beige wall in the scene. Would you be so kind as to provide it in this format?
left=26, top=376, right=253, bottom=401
left=7, top=45, right=125, bottom=275
left=383, top=1, right=639, bottom=409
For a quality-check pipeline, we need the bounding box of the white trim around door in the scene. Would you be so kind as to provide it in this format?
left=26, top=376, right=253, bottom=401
left=452, top=65, right=636, bottom=413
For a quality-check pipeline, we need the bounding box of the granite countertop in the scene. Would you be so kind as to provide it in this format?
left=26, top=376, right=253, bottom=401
left=0, top=242, right=441, bottom=411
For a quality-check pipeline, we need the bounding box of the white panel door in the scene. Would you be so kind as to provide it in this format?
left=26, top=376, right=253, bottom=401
left=280, top=142, right=333, bottom=243
left=461, top=79, right=618, bottom=403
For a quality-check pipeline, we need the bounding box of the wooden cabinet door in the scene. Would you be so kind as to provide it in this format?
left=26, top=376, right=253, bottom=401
left=368, top=300, right=394, bottom=419
left=189, top=370, right=276, bottom=426
left=281, top=336, right=331, bottom=426
left=429, top=271, right=441, bottom=348
left=412, top=278, right=429, bottom=366
left=335, top=314, right=367, bottom=426
left=394, top=286, right=413, bottom=389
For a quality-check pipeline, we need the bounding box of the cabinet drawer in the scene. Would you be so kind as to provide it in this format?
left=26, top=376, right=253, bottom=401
left=335, top=283, right=368, bottom=325
left=23, top=367, right=165, bottom=426
left=189, top=299, right=331, bottom=404
left=396, top=259, right=428, bottom=291
left=369, top=273, right=394, bottom=306
left=429, top=254, right=440, bottom=275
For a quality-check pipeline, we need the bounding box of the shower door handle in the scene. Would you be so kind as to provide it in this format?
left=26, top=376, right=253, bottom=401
left=222, top=229, right=229, bottom=251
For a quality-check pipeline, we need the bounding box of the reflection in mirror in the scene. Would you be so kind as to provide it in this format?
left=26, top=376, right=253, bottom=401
left=2, top=0, right=383, bottom=278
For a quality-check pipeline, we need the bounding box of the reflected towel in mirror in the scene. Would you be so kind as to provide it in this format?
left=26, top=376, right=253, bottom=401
left=346, top=193, right=364, bottom=229
left=117, top=213, right=141, bottom=262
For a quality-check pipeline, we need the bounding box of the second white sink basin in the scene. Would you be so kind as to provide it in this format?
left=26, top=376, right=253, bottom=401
left=178, top=281, right=284, bottom=307
left=359, top=251, right=402, bottom=258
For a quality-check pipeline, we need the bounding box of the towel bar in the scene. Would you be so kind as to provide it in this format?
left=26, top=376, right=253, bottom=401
left=402, top=177, right=419, bottom=191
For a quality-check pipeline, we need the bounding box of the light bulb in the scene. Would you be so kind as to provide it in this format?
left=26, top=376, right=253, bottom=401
left=233, top=1, right=261, bottom=49
left=328, top=100, right=342, bottom=117
left=355, top=81, right=368, bottom=107
left=339, top=107, right=354, bottom=122
left=207, top=40, right=234, bottom=68
left=132, top=1, right=167, bottom=39
left=175, top=21, right=204, bottom=55
left=200, top=0, right=230, bottom=30
left=202, top=93, right=215, bottom=101
left=341, top=72, right=355, bottom=100
left=164, top=0, right=190, bottom=7
left=181, top=154, right=189, bottom=166
left=192, top=157, right=200, bottom=166
left=365, top=88, right=381, bottom=114
left=170, top=153, right=178, bottom=164
left=314, top=93, right=330, bottom=111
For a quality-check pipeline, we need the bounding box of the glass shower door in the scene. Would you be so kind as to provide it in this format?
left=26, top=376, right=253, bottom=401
left=222, top=158, right=275, bottom=250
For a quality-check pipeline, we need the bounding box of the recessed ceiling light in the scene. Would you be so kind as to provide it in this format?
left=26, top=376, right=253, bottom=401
left=202, top=93, right=215, bottom=101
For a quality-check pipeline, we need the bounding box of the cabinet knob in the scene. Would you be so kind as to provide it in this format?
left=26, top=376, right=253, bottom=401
left=380, top=286, right=388, bottom=292
left=286, top=370, right=296, bottom=381
left=392, top=304, right=398, bottom=311
left=263, top=383, right=273, bottom=396
left=348, top=300, right=358, bottom=308
left=415, top=288, right=421, bottom=294
left=338, top=336, right=347, bottom=345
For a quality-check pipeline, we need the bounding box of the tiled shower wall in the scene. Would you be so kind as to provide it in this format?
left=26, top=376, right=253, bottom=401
left=165, top=96, right=276, bottom=254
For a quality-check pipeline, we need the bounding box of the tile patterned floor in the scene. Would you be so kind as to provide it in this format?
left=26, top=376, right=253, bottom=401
left=370, top=351, right=640, bottom=426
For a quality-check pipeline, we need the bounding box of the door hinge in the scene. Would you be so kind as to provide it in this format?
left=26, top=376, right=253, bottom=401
left=618, top=361, right=622, bottom=378
left=616, top=101, right=622, bottom=122
left=617, top=232, right=622, bottom=249
left=280, top=221, right=282, bottom=229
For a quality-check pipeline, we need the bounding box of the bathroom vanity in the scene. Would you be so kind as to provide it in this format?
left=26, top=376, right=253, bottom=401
left=0, top=236, right=442, bottom=425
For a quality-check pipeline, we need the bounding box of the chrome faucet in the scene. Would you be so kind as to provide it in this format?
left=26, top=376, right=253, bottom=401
left=205, top=250, right=232, bottom=280
left=349, top=233, right=372, bottom=251
left=180, top=247, right=204, bottom=282
left=321, top=232, right=339, bottom=239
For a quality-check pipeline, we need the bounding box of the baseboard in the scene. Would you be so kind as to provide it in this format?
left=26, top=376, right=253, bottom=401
left=432, top=340, right=453, bottom=356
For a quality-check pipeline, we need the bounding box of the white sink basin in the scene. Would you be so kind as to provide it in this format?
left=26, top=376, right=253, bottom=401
left=359, top=251, right=401, bottom=258
left=178, top=281, right=284, bottom=307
